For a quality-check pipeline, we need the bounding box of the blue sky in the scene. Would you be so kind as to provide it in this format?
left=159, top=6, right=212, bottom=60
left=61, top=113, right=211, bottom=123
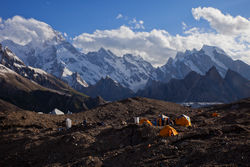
left=1, top=0, right=249, bottom=37
left=0, top=0, right=250, bottom=66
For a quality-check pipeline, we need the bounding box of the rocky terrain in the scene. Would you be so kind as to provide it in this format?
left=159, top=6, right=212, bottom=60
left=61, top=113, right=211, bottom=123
left=138, top=66, right=250, bottom=103
left=0, top=61, right=105, bottom=114
left=81, top=76, right=134, bottom=101
left=0, top=97, right=249, bottom=167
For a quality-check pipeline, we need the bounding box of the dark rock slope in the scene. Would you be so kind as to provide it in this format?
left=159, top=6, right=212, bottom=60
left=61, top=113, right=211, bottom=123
left=138, top=67, right=250, bottom=103
left=0, top=64, right=105, bottom=113
left=81, top=76, right=134, bottom=101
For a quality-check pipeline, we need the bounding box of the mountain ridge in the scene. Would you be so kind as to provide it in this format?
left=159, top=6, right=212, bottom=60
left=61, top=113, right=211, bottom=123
left=137, top=66, right=250, bottom=103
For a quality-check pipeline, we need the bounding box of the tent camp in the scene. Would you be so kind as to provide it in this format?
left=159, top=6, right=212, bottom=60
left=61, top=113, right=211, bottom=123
left=155, top=114, right=172, bottom=126
left=51, top=108, right=64, bottom=115
left=175, top=114, right=191, bottom=127
left=139, top=119, right=153, bottom=126
left=159, top=125, right=178, bottom=137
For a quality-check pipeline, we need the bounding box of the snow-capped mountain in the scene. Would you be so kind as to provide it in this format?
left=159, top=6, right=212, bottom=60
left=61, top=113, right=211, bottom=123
left=1, top=39, right=154, bottom=91
left=1, top=16, right=250, bottom=93
left=79, top=48, right=155, bottom=91
left=0, top=39, right=89, bottom=88
left=0, top=43, right=77, bottom=93
left=155, top=45, right=250, bottom=83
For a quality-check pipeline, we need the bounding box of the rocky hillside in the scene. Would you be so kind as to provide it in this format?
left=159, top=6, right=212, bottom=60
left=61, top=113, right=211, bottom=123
left=0, top=97, right=249, bottom=166
left=0, top=44, right=79, bottom=94
left=81, top=76, right=134, bottom=101
left=138, top=67, right=250, bottom=103
left=0, top=64, right=105, bottom=113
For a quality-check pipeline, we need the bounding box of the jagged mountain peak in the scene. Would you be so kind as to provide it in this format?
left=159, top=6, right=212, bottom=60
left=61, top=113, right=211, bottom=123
left=201, top=44, right=226, bottom=56
left=184, top=70, right=201, bottom=79
left=123, top=53, right=143, bottom=62
left=225, top=68, right=249, bottom=82
left=98, top=75, right=120, bottom=87
left=205, top=66, right=223, bottom=80
left=0, top=45, right=25, bottom=68
left=157, top=44, right=250, bottom=83
left=97, top=47, right=116, bottom=58
left=83, top=74, right=134, bottom=101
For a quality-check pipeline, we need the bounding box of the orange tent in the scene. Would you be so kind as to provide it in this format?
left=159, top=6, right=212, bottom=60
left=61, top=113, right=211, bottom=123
left=175, top=114, right=191, bottom=127
left=159, top=125, right=178, bottom=137
left=212, top=112, right=219, bottom=117
left=139, top=119, right=153, bottom=126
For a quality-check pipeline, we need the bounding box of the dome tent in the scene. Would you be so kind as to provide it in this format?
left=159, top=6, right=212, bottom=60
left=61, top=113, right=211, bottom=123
left=175, top=114, right=191, bottom=127
left=139, top=119, right=153, bottom=126
left=159, top=125, right=178, bottom=137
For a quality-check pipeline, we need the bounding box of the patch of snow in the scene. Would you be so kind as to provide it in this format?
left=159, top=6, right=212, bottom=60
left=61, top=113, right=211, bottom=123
left=201, top=45, right=227, bottom=69
left=76, top=76, right=89, bottom=87
left=13, top=62, right=25, bottom=68
left=184, top=60, right=202, bottom=74
left=62, top=67, right=73, bottom=77
left=28, top=66, right=47, bottom=75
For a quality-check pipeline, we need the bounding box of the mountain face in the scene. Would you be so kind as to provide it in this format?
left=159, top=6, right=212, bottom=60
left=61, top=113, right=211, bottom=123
left=0, top=45, right=106, bottom=113
left=1, top=40, right=89, bottom=90
left=1, top=39, right=154, bottom=92
left=4, top=36, right=250, bottom=93
left=0, top=63, right=105, bottom=113
left=0, top=44, right=79, bottom=94
left=224, top=69, right=250, bottom=99
left=155, top=45, right=250, bottom=83
left=81, top=76, right=134, bottom=101
left=138, top=67, right=250, bottom=103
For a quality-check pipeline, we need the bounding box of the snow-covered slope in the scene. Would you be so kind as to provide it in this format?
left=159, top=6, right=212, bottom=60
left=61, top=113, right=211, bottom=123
left=78, top=49, right=155, bottom=91
left=155, top=45, right=250, bottom=83
left=0, top=44, right=78, bottom=93
left=1, top=39, right=154, bottom=91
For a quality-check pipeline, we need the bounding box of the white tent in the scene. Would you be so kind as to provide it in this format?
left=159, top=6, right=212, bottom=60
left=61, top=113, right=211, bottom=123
left=51, top=108, right=64, bottom=115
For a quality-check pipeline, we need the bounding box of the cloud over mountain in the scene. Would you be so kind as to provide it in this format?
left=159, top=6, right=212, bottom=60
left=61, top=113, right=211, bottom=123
left=0, top=16, right=63, bottom=46
left=73, top=7, right=250, bottom=66
left=0, top=7, right=249, bottom=66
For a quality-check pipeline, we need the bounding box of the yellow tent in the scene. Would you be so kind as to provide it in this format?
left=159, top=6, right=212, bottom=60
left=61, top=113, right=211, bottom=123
left=139, top=119, right=153, bottom=126
left=159, top=125, right=178, bottom=137
left=175, top=114, right=191, bottom=127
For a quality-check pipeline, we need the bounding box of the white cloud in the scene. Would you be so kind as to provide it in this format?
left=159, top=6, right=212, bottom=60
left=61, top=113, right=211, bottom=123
left=73, top=7, right=250, bottom=66
left=0, top=15, right=60, bottom=46
left=182, top=21, right=187, bottom=30
left=73, top=26, right=176, bottom=66
left=192, top=7, right=250, bottom=37
left=0, top=8, right=249, bottom=67
left=0, top=17, right=2, bottom=23
left=129, top=18, right=145, bottom=30
left=116, top=14, right=123, bottom=19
